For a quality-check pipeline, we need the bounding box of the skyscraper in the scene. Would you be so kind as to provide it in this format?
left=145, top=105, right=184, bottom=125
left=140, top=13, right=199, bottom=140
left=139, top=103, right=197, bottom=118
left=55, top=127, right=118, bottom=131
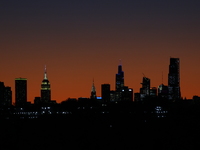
left=15, top=78, right=27, bottom=106
left=140, top=76, right=150, bottom=100
left=4, top=86, right=12, bottom=106
left=90, top=79, right=96, bottom=99
left=0, top=82, right=12, bottom=106
left=115, top=60, right=124, bottom=101
left=168, top=58, right=181, bottom=101
left=101, top=84, right=110, bottom=103
left=41, top=66, right=51, bottom=103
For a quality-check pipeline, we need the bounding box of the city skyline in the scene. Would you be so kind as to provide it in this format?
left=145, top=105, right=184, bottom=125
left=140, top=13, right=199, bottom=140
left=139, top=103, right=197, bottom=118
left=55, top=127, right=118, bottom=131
left=0, top=57, right=199, bottom=104
left=1, top=1, right=200, bottom=103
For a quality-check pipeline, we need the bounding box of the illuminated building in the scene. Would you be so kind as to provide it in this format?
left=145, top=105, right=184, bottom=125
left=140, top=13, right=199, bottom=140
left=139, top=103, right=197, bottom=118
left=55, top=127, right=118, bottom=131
left=41, top=66, right=51, bottom=103
left=90, top=79, right=96, bottom=99
left=140, top=76, right=150, bottom=100
left=101, top=84, right=110, bottom=103
left=168, top=58, right=181, bottom=101
left=15, top=78, right=27, bottom=106
left=115, top=60, right=124, bottom=101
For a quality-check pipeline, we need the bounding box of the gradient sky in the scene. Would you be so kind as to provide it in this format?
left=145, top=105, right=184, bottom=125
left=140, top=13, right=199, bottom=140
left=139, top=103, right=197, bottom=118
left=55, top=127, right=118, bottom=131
left=1, top=0, right=200, bottom=103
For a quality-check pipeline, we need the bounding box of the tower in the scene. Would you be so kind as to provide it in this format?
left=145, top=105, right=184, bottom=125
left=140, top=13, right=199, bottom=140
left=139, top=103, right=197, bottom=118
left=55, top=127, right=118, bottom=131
left=15, top=78, right=27, bottom=106
left=115, top=60, right=124, bottom=101
left=41, top=66, right=51, bottom=103
left=90, top=79, right=96, bottom=99
left=116, top=60, right=124, bottom=90
left=168, top=58, right=181, bottom=101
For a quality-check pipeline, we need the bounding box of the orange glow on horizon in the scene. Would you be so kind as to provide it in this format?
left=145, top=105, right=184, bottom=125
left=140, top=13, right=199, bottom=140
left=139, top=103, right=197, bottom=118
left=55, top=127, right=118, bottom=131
left=1, top=1, right=200, bottom=104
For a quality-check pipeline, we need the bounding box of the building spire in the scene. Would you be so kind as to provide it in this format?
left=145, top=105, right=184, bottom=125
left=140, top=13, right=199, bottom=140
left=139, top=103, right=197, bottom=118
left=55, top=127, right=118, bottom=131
left=119, top=59, right=122, bottom=66
left=118, top=59, right=123, bottom=73
left=91, top=78, right=96, bottom=92
left=91, top=78, right=96, bottom=99
left=44, top=65, right=48, bottom=80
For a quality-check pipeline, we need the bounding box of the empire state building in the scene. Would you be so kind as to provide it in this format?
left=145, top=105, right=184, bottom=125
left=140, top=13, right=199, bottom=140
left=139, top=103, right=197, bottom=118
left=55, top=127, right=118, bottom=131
left=41, top=66, right=51, bottom=103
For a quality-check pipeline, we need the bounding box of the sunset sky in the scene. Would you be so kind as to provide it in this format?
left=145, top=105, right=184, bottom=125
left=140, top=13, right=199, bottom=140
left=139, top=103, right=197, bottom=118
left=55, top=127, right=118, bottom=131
left=0, top=0, right=200, bottom=103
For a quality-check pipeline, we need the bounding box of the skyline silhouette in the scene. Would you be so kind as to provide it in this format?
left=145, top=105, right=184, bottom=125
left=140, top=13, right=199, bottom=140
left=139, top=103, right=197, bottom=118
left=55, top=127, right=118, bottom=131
left=0, top=57, right=199, bottom=105
left=1, top=1, right=200, bottom=103
left=1, top=1, right=200, bottom=149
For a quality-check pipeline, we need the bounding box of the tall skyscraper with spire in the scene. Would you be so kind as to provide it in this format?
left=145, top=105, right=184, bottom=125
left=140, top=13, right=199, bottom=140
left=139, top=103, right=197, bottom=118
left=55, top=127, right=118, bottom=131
left=41, top=66, right=51, bottom=103
left=168, top=58, right=181, bottom=101
left=115, top=60, right=124, bottom=101
left=90, top=79, right=96, bottom=99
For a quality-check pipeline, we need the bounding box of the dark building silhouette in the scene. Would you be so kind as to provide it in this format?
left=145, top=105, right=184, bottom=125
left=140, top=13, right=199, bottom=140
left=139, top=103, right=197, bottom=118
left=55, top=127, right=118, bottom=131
left=0, top=82, right=5, bottom=105
left=15, top=78, right=27, bottom=106
left=115, top=61, right=124, bottom=101
left=134, top=93, right=141, bottom=102
left=168, top=58, right=181, bottom=101
left=150, top=87, right=157, bottom=98
left=34, top=97, right=41, bottom=105
left=110, top=90, right=116, bottom=102
left=4, top=86, right=12, bottom=106
left=101, top=84, right=110, bottom=103
left=122, top=86, right=133, bottom=101
left=193, top=95, right=200, bottom=104
left=158, top=84, right=169, bottom=99
left=90, top=79, right=96, bottom=99
left=78, top=97, right=90, bottom=104
left=41, top=66, right=51, bottom=103
left=0, top=82, right=12, bottom=106
left=140, top=76, right=150, bottom=100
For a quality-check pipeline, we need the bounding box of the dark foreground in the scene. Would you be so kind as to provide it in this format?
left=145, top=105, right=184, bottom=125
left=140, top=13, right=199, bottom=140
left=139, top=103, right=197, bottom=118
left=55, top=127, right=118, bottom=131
left=1, top=113, right=200, bottom=150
